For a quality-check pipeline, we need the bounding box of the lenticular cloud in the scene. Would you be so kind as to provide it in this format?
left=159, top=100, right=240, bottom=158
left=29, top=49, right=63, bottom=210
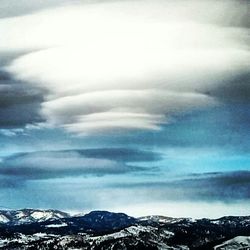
left=3, top=0, right=250, bottom=135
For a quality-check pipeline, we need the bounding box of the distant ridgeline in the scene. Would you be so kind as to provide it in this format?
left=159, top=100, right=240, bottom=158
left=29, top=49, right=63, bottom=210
left=0, top=209, right=250, bottom=249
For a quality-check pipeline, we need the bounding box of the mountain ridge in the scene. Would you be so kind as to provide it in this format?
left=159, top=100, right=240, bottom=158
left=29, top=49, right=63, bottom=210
left=0, top=208, right=70, bottom=225
left=0, top=209, right=249, bottom=249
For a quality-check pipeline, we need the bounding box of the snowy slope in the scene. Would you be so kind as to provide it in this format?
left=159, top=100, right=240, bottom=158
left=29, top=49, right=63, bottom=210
left=0, top=214, right=9, bottom=223
left=214, top=236, right=250, bottom=250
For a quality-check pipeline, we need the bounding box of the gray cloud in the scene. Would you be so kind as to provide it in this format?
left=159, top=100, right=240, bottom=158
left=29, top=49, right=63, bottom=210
left=175, top=171, right=250, bottom=200
left=0, top=0, right=81, bottom=18
left=110, top=171, right=250, bottom=201
left=207, top=72, right=250, bottom=103
left=72, top=148, right=161, bottom=162
left=0, top=51, right=28, bottom=67
left=1, top=0, right=249, bottom=28
left=0, top=148, right=159, bottom=180
left=0, top=52, right=45, bottom=129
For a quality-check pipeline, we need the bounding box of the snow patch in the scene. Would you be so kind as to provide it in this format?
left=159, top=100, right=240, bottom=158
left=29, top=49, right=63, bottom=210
left=46, top=223, right=68, bottom=228
left=0, top=214, right=9, bottom=223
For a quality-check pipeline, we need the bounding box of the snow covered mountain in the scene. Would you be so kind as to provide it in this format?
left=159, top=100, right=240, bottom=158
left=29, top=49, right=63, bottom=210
left=0, top=209, right=69, bottom=225
left=0, top=210, right=249, bottom=249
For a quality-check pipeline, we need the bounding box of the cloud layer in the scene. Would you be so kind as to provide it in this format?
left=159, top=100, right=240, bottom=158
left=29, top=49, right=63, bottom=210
left=0, top=148, right=159, bottom=179
left=1, top=169, right=249, bottom=218
left=1, top=0, right=249, bottom=134
left=109, top=171, right=250, bottom=201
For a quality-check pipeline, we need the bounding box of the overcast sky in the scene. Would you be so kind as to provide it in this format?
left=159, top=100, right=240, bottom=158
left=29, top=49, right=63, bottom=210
left=0, top=0, right=250, bottom=218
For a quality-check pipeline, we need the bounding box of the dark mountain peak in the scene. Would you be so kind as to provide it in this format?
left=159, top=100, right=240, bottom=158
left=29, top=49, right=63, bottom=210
left=84, top=210, right=135, bottom=221
left=65, top=210, right=137, bottom=234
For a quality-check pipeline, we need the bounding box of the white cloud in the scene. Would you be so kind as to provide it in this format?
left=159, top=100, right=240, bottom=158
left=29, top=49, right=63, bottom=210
left=40, top=90, right=215, bottom=134
left=2, top=0, right=250, bottom=135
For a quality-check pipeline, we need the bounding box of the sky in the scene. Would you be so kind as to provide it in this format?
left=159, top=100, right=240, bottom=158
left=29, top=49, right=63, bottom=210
left=0, top=0, right=250, bottom=219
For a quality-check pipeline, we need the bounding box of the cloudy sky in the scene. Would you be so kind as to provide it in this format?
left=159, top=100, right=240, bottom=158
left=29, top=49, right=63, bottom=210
left=0, top=0, right=250, bottom=218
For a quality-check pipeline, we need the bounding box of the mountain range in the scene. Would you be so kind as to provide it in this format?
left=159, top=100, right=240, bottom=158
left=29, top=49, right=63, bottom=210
left=0, top=209, right=250, bottom=249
